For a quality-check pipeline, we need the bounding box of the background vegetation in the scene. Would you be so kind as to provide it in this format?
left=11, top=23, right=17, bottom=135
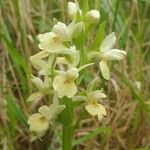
left=0, top=0, right=150, bottom=149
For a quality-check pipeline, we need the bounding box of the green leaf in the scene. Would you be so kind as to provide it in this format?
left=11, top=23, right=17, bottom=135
left=91, top=21, right=106, bottom=49
left=5, top=94, right=28, bottom=128
left=80, top=0, right=89, bottom=16
left=116, top=70, right=150, bottom=120
left=140, top=0, right=150, bottom=3
left=0, top=34, right=30, bottom=98
left=72, top=127, right=110, bottom=146
left=0, top=15, right=30, bottom=97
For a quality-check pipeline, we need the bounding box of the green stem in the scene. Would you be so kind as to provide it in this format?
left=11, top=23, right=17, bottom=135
left=61, top=97, right=73, bottom=150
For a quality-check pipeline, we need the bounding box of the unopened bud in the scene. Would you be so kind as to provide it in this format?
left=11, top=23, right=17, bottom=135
left=68, top=2, right=77, bottom=20
left=86, top=10, right=100, bottom=23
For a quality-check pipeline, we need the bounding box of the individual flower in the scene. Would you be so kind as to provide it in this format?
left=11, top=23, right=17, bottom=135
left=68, top=2, right=82, bottom=20
left=86, top=10, right=100, bottom=23
left=85, top=90, right=107, bottom=121
left=37, top=32, right=66, bottom=53
left=37, top=22, right=84, bottom=53
left=27, top=76, right=52, bottom=102
left=53, top=67, right=79, bottom=98
left=28, top=104, right=65, bottom=134
left=28, top=113, right=49, bottom=134
left=52, top=21, right=84, bottom=41
left=99, top=32, right=127, bottom=80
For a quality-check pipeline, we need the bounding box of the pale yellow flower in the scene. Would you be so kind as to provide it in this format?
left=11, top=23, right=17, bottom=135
left=28, top=105, right=50, bottom=133
left=28, top=104, right=65, bottom=133
left=28, top=113, right=49, bottom=134
left=37, top=32, right=66, bottom=53
left=99, top=32, right=127, bottom=80
left=85, top=91, right=107, bottom=121
left=53, top=67, right=79, bottom=98
left=37, top=22, right=84, bottom=53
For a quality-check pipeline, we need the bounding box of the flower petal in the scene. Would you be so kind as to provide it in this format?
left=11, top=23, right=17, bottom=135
left=89, top=90, right=106, bottom=100
left=85, top=103, right=106, bottom=118
left=66, top=67, right=79, bottom=79
left=53, top=75, right=66, bottom=98
left=100, top=32, right=116, bottom=53
left=44, top=76, right=52, bottom=88
left=56, top=57, right=70, bottom=65
left=101, top=49, right=127, bottom=60
left=52, top=22, right=69, bottom=40
left=31, top=76, right=45, bottom=90
left=38, top=105, right=52, bottom=120
left=27, top=92, right=43, bottom=102
left=38, top=104, right=65, bottom=121
left=29, top=56, right=47, bottom=71
left=68, top=22, right=84, bottom=38
left=85, top=104, right=98, bottom=116
left=99, top=60, right=110, bottom=80
left=49, top=104, right=65, bottom=118
left=97, top=104, right=107, bottom=116
left=97, top=113, right=103, bottom=121
left=65, top=82, right=77, bottom=98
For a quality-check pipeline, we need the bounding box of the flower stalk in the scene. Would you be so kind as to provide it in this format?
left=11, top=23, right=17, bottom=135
left=61, top=97, right=73, bottom=150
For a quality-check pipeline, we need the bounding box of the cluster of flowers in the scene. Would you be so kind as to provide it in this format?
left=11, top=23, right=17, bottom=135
left=27, top=2, right=126, bottom=136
